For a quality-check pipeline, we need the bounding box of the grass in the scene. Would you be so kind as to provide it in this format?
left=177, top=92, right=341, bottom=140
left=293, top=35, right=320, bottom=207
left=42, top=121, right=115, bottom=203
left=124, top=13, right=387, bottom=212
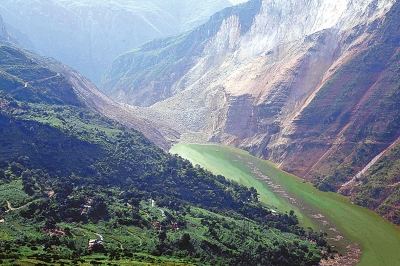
left=0, top=182, right=32, bottom=208
left=170, top=143, right=400, bottom=266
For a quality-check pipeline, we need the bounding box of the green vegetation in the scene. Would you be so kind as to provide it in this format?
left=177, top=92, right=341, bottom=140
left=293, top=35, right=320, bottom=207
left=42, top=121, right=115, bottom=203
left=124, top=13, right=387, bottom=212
left=0, top=103, right=326, bottom=265
left=0, top=45, right=329, bottom=265
left=171, top=143, right=400, bottom=266
left=0, top=45, right=83, bottom=107
left=352, top=142, right=400, bottom=224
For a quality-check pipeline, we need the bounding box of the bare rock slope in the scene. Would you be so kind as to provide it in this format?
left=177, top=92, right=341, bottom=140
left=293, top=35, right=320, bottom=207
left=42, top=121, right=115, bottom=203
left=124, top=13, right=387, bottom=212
left=102, top=0, right=400, bottom=224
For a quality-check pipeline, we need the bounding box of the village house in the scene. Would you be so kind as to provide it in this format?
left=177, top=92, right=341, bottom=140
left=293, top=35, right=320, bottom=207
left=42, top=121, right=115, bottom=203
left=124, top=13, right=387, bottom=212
left=88, top=239, right=103, bottom=249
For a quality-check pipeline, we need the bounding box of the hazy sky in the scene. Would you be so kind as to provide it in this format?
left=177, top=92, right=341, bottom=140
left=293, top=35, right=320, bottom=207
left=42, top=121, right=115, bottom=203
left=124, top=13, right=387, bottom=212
left=230, top=0, right=249, bottom=4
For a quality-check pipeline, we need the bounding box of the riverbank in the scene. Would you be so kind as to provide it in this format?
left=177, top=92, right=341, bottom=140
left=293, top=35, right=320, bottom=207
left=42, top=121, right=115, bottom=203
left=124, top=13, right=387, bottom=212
left=170, top=143, right=400, bottom=266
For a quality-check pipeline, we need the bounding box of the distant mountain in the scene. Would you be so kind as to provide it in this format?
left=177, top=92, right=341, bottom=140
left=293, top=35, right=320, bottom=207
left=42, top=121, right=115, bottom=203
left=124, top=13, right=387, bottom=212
left=0, top=44, right=329, bottom=265
left=100, top=0, right=263, bottom=104
left=0, top=14, right=18, bottom=46
left=0, top=0, right=232, bottom=84
left=230, top=0, right=249, bottom=4
left=101, top=0, right=400, bottom=224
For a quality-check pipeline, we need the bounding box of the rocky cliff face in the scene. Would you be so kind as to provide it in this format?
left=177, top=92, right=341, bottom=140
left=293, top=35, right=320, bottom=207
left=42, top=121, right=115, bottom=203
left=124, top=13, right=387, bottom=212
left=102, top=0, right=400, bottom=223
left=100, top=0, right=263, bottom=105
left=0, top=0, right=232, bottom=84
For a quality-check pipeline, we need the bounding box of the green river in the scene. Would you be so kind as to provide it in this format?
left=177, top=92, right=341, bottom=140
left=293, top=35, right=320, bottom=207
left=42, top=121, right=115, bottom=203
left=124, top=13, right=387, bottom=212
left=170, top=143, right=400, bottom=266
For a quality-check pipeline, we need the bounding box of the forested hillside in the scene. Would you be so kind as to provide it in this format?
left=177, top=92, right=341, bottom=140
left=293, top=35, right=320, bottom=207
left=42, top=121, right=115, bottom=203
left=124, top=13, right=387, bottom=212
left=0, top=45, right=329, bottom=265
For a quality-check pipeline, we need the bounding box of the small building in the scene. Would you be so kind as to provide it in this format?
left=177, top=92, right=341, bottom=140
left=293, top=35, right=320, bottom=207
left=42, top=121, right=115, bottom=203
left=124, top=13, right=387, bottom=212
left=152, top=220, right=162, bottom=231
left=88, top=234, right=104, bottom=249
left=170, top=222, right=179, bottom=231
left=88, top=239, right=103, bottom=249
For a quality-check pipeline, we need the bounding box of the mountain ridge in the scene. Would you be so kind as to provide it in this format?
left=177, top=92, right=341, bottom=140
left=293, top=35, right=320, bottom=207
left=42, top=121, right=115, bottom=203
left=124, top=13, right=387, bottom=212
left=0, top=0, right=232, bottom=83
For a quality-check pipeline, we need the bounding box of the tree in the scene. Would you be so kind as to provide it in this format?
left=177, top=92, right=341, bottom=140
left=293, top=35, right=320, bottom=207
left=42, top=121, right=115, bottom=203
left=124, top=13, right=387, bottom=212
left=179, top=233, right=191, bottom=249
left=10, top=162, right=24, bottom=176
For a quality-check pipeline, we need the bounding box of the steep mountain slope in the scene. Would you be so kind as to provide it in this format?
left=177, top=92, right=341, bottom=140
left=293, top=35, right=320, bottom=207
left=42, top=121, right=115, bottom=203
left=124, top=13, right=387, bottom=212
left=0, top=40, right=173, bottom=150
left=101, top=0, right=400, bottom=224
left=101, top=0, right=263, bottom=106
left=102, top=0, right=394, bottom=105
left=350, top=138, right=400, bottom=224
left=279, top=2, right=400, bottom=184
left=0, top=14, right=18, bottom=46
left=34, top=54, right=178, bottom=150
left=0, top=45, right=329, bottom=265
left=0, top=0, right=232, bottom=84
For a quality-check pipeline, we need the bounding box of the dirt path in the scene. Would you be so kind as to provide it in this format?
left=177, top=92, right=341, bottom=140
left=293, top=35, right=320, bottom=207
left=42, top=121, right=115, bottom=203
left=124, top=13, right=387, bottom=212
left=6, top=200, right=32, bottom=211
left=8, top=73, right=61, bottom=94
left=125, top=228, right=143, bottom=246
left=339, top=135, right=400, bottom=193
left=74, top=227, right=124, bottom=250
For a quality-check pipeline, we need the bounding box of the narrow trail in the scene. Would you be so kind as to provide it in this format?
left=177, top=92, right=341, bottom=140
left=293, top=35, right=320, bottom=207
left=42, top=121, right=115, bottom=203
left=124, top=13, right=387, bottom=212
left=8, top=73, right=61, bottom=94
left=339, top=135, right=400, bottom=193
left=125, top=228, right=143, bottom=246
left=74, top=227, right=124, bottom=250
left=389, top=181, right=400, bottom=187
left=6, top=200, right=32, bottom=211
